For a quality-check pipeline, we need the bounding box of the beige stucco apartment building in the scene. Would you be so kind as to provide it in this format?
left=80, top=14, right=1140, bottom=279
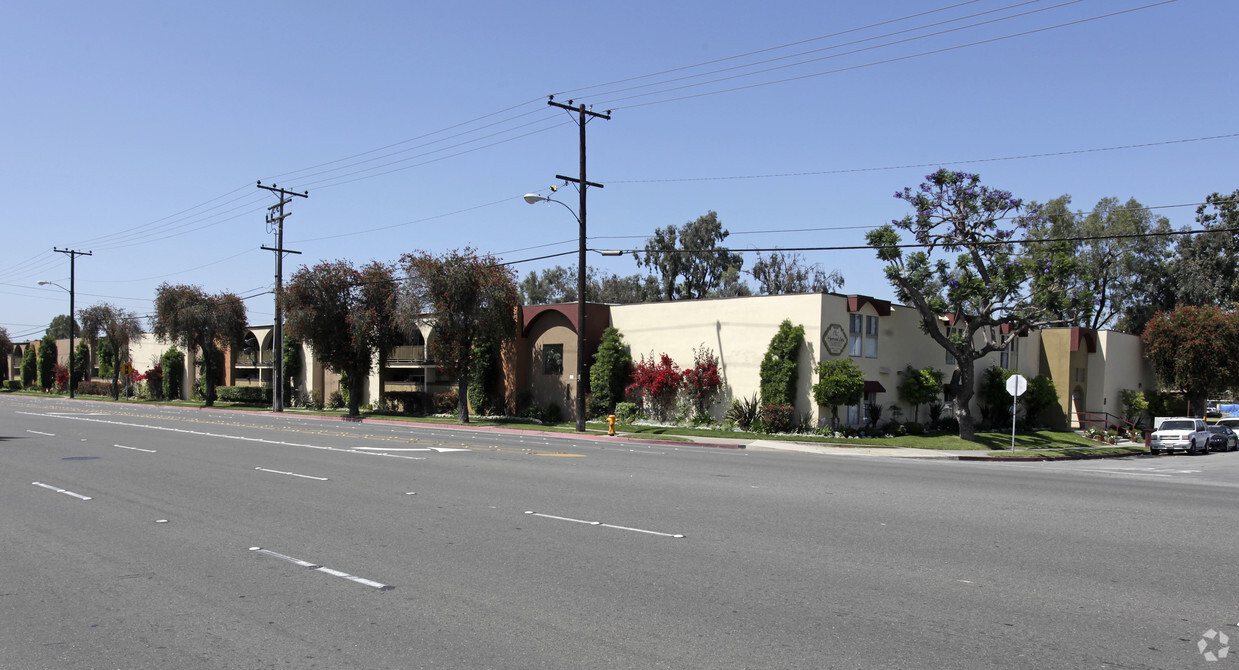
left=6, top=291, right=1157, bottom=430
left=519, top=292, right=1158, bottom=430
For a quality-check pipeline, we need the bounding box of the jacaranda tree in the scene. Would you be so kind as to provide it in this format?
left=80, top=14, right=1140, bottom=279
left=151, top=284, right=247, bottom=407
left=282, top=260, right=400, bottom=418
left=79, top=302, right=144, bottom=400
left=399, top=248, right=518, bottom=424
left=866, top=169, right=1074, bottom=441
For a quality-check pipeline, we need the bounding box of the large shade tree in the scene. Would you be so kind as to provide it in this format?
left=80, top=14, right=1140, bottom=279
left=79, top=302, right=144, bottom=400
left=151, top=284, right=247, bottom=407
left=865, top=169, right=1073, bottom=441
left=749, top=251, right=844, bottom=295
left=1141, top=305, right=1239, bottom=416
left=1026, top=195, right=1172, bottom=332
left=282, top=260, right=400, bottom=418
left=640, top=211, right=744, bottom=301
left=400, top=248, right=518, bottom=424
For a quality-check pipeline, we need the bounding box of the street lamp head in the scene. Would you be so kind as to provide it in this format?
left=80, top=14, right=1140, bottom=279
left=37, top=281, right=50, bottom=285
left=523, top=194, right=548, bottom=205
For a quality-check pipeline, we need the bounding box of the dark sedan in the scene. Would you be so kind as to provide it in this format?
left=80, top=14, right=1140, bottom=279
left=1208, top=425, right=1238, bottom=452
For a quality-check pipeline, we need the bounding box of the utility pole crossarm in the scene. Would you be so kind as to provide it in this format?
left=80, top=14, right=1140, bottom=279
left=257, top=181, right=308, bottom=413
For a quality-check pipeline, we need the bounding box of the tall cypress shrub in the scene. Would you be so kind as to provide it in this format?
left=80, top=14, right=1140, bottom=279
left=21, top=345, right=37, bottom=388
left=589, top=327, right=633, bottom=415
left=37, top=334, right=58, bottom=391
left=161, top=348, right=185, bottom=400
left=759, top=319, right=804, bottom=406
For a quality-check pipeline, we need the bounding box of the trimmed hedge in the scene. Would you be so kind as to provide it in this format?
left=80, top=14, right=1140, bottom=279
left=215, top=386, right=272, bottom=404
left=3, top=380, right=21, bottom=391
left=77, top=381, right=116, bottom=397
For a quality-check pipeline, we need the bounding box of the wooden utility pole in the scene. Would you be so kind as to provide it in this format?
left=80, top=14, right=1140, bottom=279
left=547, top=97, right=610, bottom=432
left=258, top=182, right=306, bottom=412
left=53, top=248, right=91, bottom=399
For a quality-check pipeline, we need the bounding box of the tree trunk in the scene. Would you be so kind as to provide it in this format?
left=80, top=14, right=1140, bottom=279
left=955, top=361, right=977, bottom=442
left=347, top=365, right=361, bottom=418
left=203, top=352, right=215, bottom=407
left=457, top=373, right=470, bottom=424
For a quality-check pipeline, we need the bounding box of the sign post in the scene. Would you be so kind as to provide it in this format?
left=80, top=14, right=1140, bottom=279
left=1005, top=374, right=1028, bottom=452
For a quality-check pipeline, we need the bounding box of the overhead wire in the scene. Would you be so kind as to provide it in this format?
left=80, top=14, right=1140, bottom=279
left=592, top=2, right=1177, bottom=110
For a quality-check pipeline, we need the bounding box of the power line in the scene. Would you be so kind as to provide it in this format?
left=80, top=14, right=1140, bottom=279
left=594, top=2, right=1177, bottom=110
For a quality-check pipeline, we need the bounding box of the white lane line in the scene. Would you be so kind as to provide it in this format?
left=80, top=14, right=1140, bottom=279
left=32, top=482, right=92, bottom=500
left=525, top=511, right=685, bottom=538
left=1077, top=469, right=1173, bottom=477
left=114, top=444, right=157, bottom=453
left=255, top=467, right=328, bottom=481
left=16, top=411, right=461, bottom=461
left=26, top=430, right=55, bottom=436
left=249, top=547, right=393, bottom=590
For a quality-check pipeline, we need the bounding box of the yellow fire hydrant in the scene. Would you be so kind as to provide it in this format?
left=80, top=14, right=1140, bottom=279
left=607, top=414, right=617, bottom=436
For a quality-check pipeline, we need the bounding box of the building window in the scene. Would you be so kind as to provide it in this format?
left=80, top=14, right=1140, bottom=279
left=849, top=314, right=864, bottom=357
left=847, top=390, right=879, bottom=426
left=1000, top=337, right=1018, bottom=369
left=850, top=314, right=878, bottom=358
left=542, top=344, right=564, bottom=375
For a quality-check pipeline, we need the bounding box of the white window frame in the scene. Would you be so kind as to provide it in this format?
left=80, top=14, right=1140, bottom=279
left=849, top=314, right=864, bottom=357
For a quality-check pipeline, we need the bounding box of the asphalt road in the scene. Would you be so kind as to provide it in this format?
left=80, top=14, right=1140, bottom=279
left=3, top=394, right=1238, bottom=669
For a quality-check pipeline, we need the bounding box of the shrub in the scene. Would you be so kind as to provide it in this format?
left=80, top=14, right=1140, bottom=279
left=144, top=365, right=163, bottom=401
left=37, top=335, right=57, bottom=391
left=544, top=402, right=563, bottom=424
left=937, top=416, right=960, bottom=433
left=76, top=380, right=116, bottom=396
left=310, top=388, right=325, bottom=411
left=681, top=345, right=723, bottom=421
left=759, top=320, right=804, bottom=406
left=215, top=386, right=272, bottom=404
left=432, top=389, right=458, bottom=414
left=724, top=393, right=760, bottom=431
left=626, top=352, right=682, bottom=422
left=72, top=342, right=90, bottom=387
left=760, top=404, right=795, bottom=433
left=902, top=421, right=925, bottom=435
left=4, top=380, right=22, bottom=391
left=161, top=348, right=185, bottom=400
left=21, top=345, right=36, bottom=388
left=590, top=327, right=633, bottom=415
left=327, top=390, right=345, bottom=410
left=613, top=401, right=641, bottom=424
left=53, top=364, right=68, bottom=393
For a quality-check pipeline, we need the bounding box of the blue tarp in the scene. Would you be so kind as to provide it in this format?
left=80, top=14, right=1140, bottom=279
left=1220, top=404, right=1239, bottom=418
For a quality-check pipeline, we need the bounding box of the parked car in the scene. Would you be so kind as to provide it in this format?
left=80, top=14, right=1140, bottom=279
left=1208, top=425, right=1238, bottom=452
left=1206, top=403, right=1222, bottom=418
left=1217, top=418, right=1239, bottom=431
left=1149, top=417, right=1211, bottom=455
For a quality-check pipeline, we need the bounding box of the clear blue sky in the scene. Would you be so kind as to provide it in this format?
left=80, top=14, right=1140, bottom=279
left=3, top=0, right=1235, bottom=345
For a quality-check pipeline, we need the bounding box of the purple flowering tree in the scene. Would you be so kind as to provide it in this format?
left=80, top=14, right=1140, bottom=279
left=865, top=169, right=1074, bottom=441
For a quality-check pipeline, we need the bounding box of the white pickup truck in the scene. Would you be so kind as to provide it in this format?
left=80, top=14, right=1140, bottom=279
left=1149, top=417, right=1212, bottom=455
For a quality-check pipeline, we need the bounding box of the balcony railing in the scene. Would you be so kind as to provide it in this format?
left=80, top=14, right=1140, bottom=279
left=386, top=345, right=427, bottom=363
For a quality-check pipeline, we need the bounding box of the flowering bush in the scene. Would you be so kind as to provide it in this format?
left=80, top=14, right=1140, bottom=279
left=144, top=364, right=163, bottom=400
left=681, top=346, right=723, bottom=420
left=53, top=364, right=68, bottom=393
left=626, top=352, right=683, bottom=422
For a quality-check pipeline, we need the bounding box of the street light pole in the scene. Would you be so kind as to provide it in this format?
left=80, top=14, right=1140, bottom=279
left=51, top=248, right=91, bottom=398
left=546, top=98, right=610, bottom=432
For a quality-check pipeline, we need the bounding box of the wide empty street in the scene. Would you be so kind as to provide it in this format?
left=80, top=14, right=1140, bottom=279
left=3, top=394, right=1237, bottom=669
